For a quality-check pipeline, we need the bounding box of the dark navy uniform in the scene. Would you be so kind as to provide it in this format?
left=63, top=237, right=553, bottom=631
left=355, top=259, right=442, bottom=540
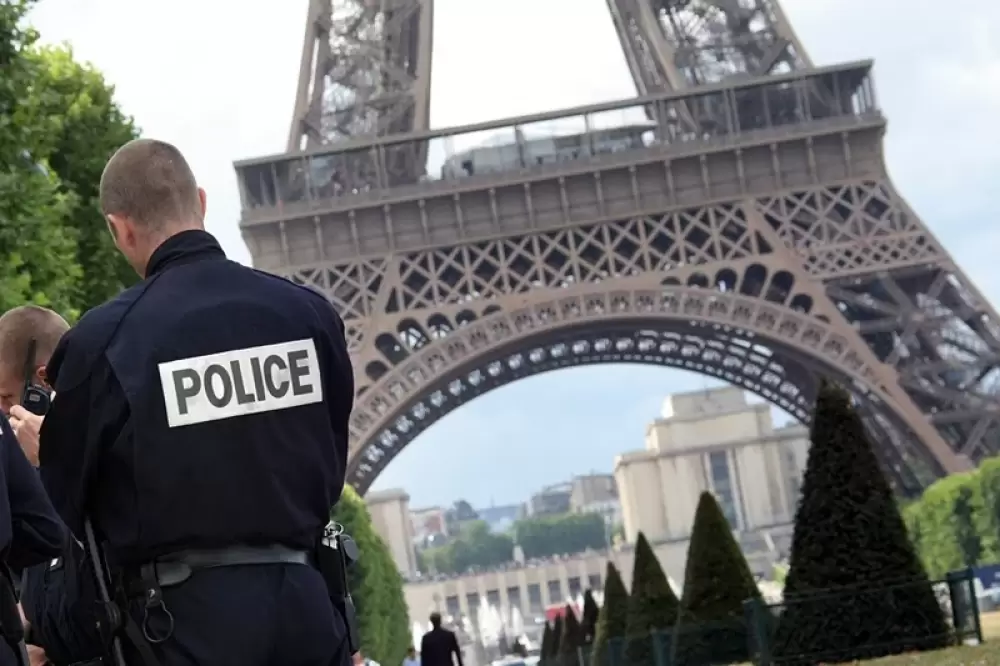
left=0, top=413, right=66, bottom=665
left=21, top=537, right=104, bottom=664
left=38, top=230, right=354, bottom=666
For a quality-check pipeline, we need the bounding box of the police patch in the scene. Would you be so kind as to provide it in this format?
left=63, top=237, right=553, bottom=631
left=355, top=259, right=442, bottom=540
left=158, top=339, right=323, bottom=428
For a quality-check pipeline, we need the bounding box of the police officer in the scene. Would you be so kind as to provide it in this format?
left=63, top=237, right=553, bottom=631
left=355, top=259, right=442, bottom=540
left=0, top=411, right=66, bottom=665
left=0, top=306, right=106, bottom=665
left=37, top=139, right=355, bottom=665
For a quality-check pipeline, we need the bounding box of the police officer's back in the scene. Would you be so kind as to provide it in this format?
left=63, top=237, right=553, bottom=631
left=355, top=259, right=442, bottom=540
left=38, top=139, right=354, bottom=666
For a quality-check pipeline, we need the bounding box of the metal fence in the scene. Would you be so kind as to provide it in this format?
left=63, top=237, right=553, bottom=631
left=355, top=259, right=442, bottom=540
left=539, top=569, right=982, bottom=666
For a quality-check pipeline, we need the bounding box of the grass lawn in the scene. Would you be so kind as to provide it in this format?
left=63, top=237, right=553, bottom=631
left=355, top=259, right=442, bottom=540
left=757, top=612, right=1000, bottom=665
left=854, top=642, right=1000, bottom=665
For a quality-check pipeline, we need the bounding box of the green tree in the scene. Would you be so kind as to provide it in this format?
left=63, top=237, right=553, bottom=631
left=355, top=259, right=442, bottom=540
left=0, top=0, right=80, bottom=316
left=625, top=533, right=679, bottom=666
left=678, top=492, right=760, bottom=665
left=592, top=562, right=628, bottom=666
left=904, top=473, right=986, bottom=577
left=421, top=520, right=513, bottom=574
left=22, top=43, right=139, bottom=313
left=581, top=589, right=599, bottom=644
left=559, top=605, right=584, bottom=661
left=774, top=380, right=949, bottom=662
left=333, top=487, right=411, bottom=666
left=512, top=513, right=607, bottom=559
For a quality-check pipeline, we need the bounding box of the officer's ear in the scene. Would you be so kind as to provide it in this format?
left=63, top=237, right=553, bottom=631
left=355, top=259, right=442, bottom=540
left=36, top=365, right=49, bottom=390
left=197, top=187, right=207, bottom=224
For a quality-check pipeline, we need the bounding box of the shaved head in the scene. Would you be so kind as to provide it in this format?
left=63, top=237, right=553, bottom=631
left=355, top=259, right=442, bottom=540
left=99, top=139, right=202, bottom=230
left=0, top=306, right=69, bottom=413
left=0, top=306, right=69, bottom=370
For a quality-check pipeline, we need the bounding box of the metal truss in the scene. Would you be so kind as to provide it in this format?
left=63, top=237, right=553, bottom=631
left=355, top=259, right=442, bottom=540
left=287, top=0, right=810, bottom=147
left=607, top=0, right=811, bottom=97
left=288, top=0, right=433, bottom=150
left=267, top=1, right=1000, bottom=496
left=277, top=180, right=1000, bottom=496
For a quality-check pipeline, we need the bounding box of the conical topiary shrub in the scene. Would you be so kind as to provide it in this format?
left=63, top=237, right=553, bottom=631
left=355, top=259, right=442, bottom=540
left=559, top=605, right=584, bottom=665
left=677, top=491, right=761, bottom=665
left=541, top=622, right=554, bottom=664
left=591, top=562, right=628, bottom=666
left=624, top=533, right=679, bottom=666
left=581, top=589, right=600, bottom=644
left=773, top=380, right=950, bottom=663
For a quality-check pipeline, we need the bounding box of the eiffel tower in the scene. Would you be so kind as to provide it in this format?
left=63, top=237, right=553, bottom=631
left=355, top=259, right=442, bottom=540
left=234, top=0, right=1000, bottom=497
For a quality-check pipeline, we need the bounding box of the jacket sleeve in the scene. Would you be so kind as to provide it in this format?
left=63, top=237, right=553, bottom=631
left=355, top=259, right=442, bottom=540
left=2, top=414, right=67, bottom=570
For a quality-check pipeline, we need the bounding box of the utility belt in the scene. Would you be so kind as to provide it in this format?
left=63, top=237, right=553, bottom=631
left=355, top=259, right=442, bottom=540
left=85, top=520, right=360, bottom=666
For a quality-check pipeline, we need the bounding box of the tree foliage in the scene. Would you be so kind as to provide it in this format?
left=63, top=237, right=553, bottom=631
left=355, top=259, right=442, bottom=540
left=904, top=457, right=1000, bottom=578
left=421, top=511, right=609, bottom=575
left=422, top=520, right=513, bottom=574
left=678, top=492, right=760, bottom=665
left=624, top=533, right=679, bottom=666
left=559, top=605, right=584, bottom=657
left=0, top=1, right=139, bottom=320
left=0, top=0, right=79, bottom=316
left=774, top=381, right=949, bottom=662
left=581, top=589, right=599, bottom=644
left=333, top=487, right=411, bottom=666
left=591, top=562, right=628, bottom=666
left=22, top=44, right=139, bottom=313
left=513, top=512, right=607, bottom=559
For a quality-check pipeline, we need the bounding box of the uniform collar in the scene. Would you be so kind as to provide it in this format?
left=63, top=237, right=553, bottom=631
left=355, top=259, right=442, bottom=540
left=145, top=230, right=226, bottom=278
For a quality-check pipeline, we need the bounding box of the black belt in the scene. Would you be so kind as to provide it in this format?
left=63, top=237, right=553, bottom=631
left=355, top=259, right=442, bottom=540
left=125, top=545, right=309, bottom=594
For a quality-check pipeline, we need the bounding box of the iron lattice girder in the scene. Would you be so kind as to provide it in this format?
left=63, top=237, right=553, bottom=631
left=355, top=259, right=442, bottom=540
left=277, top=177, right=1000, bottom=493
left=256, top=0, right=1000, bottom=494
left=344, top=292, right=933, bottom=496
left=289, top=0, right=813, bottom=147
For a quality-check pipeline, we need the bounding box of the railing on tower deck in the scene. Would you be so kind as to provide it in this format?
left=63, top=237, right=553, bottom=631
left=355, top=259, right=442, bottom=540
left=235, top=61, right=880, bottom=221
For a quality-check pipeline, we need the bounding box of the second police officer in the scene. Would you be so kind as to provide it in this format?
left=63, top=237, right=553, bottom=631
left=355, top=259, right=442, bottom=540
left=0, top=305, right=106, bottom=665
left=37, top=139, right=356, bottom=666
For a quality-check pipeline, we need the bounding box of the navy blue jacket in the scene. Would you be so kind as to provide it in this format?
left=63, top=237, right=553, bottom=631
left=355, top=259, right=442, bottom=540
left=0, top=414, right=64, bottom=571
left=38, top=230, right=353, bottom=565
left=21, top=537, right=104, bottom=663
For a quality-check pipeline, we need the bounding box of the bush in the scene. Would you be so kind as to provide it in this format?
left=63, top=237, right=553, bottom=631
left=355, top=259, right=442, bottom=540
left=541, top=622, right=555, bottom=661
left=560, top=605, right=584, bottom=660
left=677, top=491, right=760, bottom=665
left=591, top=562, right=628, bottom=666
left=773, top=380, right=950, bottom=663
left=333, top=487, right=411, bottom=665
left=624, top=533, right=679, bottom=666
left=581, top=590, right=599, bottom=644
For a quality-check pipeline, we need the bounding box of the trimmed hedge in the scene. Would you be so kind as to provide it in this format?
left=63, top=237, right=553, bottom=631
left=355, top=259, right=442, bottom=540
left=773, top=381, right=949, bottom=662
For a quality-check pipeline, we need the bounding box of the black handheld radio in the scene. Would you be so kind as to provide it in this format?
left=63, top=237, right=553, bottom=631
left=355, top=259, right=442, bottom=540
left=20, top=339, right=50, bottom=417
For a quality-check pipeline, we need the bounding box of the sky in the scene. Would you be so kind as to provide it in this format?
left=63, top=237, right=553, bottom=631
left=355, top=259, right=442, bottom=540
left=30, top=0, right=1000, bottom=509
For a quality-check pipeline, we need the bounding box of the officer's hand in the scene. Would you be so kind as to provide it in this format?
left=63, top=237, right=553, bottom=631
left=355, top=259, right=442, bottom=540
left=27, top=644, right=48, bottom=666
left=8, top=406, right=42, bottom=467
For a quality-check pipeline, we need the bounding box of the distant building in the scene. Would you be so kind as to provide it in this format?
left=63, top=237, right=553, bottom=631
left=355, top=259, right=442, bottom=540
left=527, top=483, right=572, bottom=517
left=569, top=473, right=622, bottom=527
left=615, top=386, right=807, bottom=546
left=411, top=506, right=449, bottom=547
left=367, top=488, right=418, bottom=578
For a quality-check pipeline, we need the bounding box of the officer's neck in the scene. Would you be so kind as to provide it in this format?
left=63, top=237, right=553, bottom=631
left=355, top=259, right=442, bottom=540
left=142, top=227, right=223, bottom=278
